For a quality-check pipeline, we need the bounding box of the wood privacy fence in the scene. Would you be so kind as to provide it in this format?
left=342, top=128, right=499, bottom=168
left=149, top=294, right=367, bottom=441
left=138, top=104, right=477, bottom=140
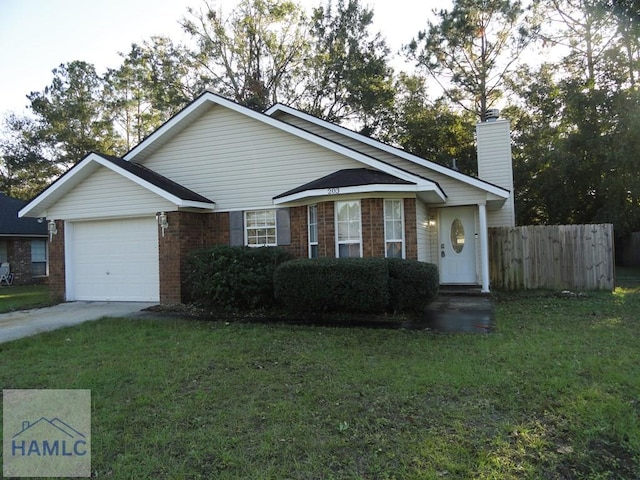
left=488, top=224, right=615, bottom=291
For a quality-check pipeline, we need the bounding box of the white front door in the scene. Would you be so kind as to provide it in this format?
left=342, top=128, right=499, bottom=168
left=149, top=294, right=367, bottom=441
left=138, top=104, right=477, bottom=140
left=439, top=207, right=477, bottom=284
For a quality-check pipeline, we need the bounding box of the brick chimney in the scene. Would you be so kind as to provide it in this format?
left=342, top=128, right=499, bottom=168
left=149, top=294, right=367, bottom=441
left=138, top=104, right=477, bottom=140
left=476, top=114, right=515, bottom=227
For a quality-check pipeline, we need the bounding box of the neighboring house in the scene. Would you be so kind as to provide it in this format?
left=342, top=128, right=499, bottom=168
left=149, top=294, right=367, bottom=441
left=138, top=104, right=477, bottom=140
left=19, top=91, right=514, bottom=304
left=0, top=192, right=48, bottom=285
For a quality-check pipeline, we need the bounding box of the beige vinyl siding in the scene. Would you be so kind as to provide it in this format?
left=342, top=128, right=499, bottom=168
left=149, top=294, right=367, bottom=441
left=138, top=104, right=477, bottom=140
left=46, top=166, right=175, bottom=220
left=426, top=207, right=439, bottom=264
left=141, top=105, right=364, bottom=211
left=416, top=200, right=429, bottom=262
left=476, top=121, right=512, bottom=189
left=487, top=206, right=515, bottom=227
left=476, top=121, right=515, bottom=226
left=274, top=111, right=493, bottom=207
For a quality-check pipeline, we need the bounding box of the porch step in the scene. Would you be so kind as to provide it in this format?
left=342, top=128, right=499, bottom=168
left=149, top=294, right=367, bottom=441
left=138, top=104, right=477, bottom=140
left=438, top=285, right=488, bottom=296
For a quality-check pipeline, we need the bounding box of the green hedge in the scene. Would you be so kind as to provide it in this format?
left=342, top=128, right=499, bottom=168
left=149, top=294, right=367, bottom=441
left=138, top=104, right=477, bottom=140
left=185, top=245, right=291, bottom=311
left=386, top=258, right=439, bottom=313
left=274, top=258, right=390, bottom=313
left=274, top=257, right=439, bottom=314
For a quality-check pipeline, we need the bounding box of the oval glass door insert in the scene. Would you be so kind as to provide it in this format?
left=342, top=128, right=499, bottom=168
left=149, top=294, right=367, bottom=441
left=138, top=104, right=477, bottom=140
left=450, top=218, right=465, bottom=253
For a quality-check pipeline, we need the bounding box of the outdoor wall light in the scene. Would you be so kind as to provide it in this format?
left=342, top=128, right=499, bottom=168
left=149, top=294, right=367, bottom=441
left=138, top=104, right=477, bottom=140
left=48, top=219, right=58, bottom=242
left=428, top=218, right=437, bottom=229
left=157, top=212, right=169, bottom=237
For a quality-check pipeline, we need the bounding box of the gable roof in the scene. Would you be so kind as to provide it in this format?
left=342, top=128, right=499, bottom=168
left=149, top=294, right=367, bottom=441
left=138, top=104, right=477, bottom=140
left=97, top=154, right=214, bottom=204
left=0, top=192, right=47, bottom=236
left=123, top=91, right=443, bottom=194
left=274, top=168, right=424, bottom=204
left=19, top=153, right=215, bottom=218
left=265, top=103, right=510, bottom=199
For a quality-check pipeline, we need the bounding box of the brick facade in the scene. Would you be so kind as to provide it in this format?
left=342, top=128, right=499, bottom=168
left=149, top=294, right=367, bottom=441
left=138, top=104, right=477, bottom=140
left=404, top=198, right=418, bottom=261
left=361, top=198, right=385, bottom=258
left=49, top=221, right=65, bottom=301
left=159, top=211, right=222, bottom=304
left=316, top=201, right=336, bottom=258
left=281, top=206, right=308, bottom=258
left=5, top=239, right=32, bottom=285
left=49, top=198, right=421, bottom=304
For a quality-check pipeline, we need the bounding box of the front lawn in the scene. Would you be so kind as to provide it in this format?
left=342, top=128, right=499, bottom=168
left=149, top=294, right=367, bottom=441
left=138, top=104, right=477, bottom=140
left=0, top=284, right=52, bottom=313
left=1, top=286, right=638, bottom=478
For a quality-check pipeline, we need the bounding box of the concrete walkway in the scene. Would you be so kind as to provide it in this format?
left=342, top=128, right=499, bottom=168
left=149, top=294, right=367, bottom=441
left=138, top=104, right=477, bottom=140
left=422, top=295, right=494, bottom=333
left=0, top=301, right=156, bottom=344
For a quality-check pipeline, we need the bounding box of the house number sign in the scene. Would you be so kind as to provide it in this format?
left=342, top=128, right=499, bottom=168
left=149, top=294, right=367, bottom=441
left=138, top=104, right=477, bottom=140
left=327, top=188, right=340, bottom=195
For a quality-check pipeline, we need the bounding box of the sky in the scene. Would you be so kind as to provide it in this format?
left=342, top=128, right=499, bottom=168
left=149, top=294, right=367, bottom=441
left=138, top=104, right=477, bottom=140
left=0, top=0, right=437, bottom=117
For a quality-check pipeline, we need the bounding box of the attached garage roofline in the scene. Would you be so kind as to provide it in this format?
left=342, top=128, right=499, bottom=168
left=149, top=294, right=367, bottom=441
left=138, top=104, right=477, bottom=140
left=19, top=153, right=215, bottom=218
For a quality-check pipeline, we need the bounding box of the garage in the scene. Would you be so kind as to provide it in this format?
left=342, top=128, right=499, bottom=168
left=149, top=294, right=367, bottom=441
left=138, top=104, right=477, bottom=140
left=69, top=217, right=159, bottom=302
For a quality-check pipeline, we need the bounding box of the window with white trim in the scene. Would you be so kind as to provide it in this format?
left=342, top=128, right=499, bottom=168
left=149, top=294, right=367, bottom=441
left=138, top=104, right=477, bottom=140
left=31, top=239, right=47, bottom=276
left=336, top=200, right=361, bottom=257
left=308, top=204, right=318, bottom=258
left=245, top=210, right=277, bottom=246
left=384, top=199, right=404, bottom=258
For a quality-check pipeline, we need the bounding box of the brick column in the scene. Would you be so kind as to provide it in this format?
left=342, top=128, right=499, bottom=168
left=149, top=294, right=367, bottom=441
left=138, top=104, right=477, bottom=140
left=280, top=206, right=308, bottom=258
left=317, top=201, right=335, bottom=258
left=404, top=198, right=418, bottom=260
left=48, top=220, right=66, bottom=301
left=361, top=198, right=385, bottom=258
left=158, top=212, right=181, bottom=304
left=159, top=211, right=228, bottom=304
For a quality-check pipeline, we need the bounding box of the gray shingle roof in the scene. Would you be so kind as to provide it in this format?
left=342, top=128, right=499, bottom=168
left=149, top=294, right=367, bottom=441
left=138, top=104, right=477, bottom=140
left=0, top=192, right=47, bottom=236
left=274, top=168, right=414, bottom=199
left=96, top=154, right=214, bottom=205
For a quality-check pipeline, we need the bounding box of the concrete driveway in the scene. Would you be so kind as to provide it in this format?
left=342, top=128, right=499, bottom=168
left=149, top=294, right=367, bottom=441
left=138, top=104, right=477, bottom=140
left=0, top=301, right=156, bottom=344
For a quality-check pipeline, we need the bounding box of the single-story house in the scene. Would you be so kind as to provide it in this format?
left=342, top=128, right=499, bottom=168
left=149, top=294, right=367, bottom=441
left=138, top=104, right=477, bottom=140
left=1, top=192, right=49, bottom=285
left=19, top=91, right=514, bottom=303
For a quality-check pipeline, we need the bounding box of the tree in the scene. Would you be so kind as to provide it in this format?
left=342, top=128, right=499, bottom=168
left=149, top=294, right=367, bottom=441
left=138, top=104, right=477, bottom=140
left=300, top=0, right=395, bottom=134
left=0, top=114, right=62, bottom=200
left=386, top=74, right=477, bottom=175
left=406, top=0, right=536, bottom=121
left=104, top=38, right=200, bottom=150
left=180, top=0, right=309, bottom=110
left=536, top=0, right=618, bottom=88
left=27, top=61, right=123, bottom=166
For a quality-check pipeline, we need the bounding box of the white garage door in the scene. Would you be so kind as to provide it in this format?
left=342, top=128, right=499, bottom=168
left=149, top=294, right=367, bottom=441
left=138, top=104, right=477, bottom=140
left=71, top=217, right=159, bottom=302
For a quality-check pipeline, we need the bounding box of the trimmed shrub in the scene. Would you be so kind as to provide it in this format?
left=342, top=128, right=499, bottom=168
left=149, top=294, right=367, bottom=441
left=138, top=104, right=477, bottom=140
left=386, top=258, right=439, bottom=313
left=185, top=245, right=291, bottom=311
left=274, top=258, right=389, bottom=313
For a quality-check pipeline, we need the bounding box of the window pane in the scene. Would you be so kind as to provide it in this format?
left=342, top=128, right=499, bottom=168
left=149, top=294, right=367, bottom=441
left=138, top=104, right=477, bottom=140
left=308, top=205, right=318, bottom=258
left=450, top=218, right=465, bottom=254
left=349, top=219, right=361, bottom=238
left=31, top=240, right=46, bottom=262
left=32, top=262, right=47, bottom=277
left=337, top=202, right=350, bottom=222
left=385, top=220, right=394, bottom=240
left=245, top=210, right=277, bottom=246
left=0, top=240, right=7, bottom=263
left=337, top=221, right=348, bottom=241
left=386, top=242, right=403, bottom=258
left=338, top=243, right=361, bottom=258
left=394, top=222, right=403, bottom=240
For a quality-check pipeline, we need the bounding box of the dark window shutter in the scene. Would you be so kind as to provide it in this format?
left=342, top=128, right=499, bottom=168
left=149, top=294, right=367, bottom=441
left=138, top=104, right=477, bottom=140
left=276, top=208, right=291, bottom=246
left=229, top=211, right=244, bottom=246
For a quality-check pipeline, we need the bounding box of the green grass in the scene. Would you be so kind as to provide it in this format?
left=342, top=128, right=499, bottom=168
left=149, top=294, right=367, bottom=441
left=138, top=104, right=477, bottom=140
left=0, top=284, right=52, bottom=313
left=1, top=285, right=639, bottom=479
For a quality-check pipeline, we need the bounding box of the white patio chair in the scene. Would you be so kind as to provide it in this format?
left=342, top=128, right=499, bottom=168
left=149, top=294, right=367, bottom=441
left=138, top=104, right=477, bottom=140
left=0, top=263, right=12, bottom=286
